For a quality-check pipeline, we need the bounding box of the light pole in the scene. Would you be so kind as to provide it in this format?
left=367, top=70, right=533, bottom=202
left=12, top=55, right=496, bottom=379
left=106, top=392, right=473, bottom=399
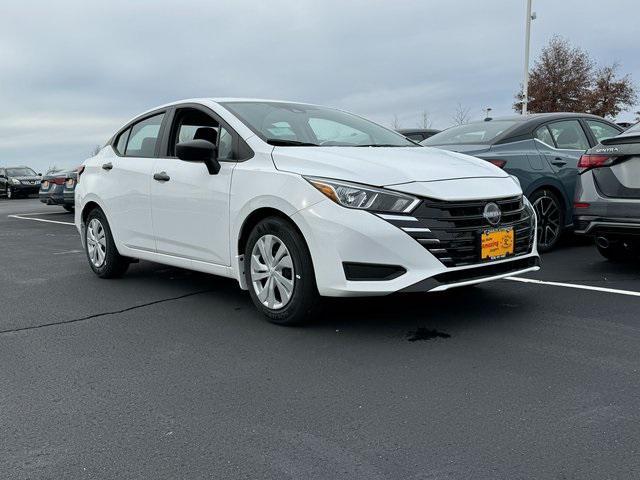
left=522, top=0, right=536, bottom=115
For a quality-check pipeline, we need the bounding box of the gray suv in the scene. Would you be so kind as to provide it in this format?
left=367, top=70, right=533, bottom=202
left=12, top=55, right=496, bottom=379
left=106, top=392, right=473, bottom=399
left=574, top=123, right=640, bottom=260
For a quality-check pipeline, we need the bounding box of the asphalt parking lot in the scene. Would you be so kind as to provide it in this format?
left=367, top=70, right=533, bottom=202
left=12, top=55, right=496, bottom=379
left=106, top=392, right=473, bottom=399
left=2, top=198, right=639, bottom=479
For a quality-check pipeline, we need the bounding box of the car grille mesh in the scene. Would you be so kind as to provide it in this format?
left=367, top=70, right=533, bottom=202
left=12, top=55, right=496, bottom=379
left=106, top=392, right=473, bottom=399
left=381, top=195, right=535, bottom=268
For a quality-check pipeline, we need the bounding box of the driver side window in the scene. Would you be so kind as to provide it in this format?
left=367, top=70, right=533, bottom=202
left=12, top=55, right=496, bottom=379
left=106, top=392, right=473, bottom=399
left=170, top=108, right=234, bottom=161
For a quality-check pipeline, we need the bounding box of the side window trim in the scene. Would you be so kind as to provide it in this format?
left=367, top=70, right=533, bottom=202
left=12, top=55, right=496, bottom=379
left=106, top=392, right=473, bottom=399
left=110, top=109, right=168, bottom=158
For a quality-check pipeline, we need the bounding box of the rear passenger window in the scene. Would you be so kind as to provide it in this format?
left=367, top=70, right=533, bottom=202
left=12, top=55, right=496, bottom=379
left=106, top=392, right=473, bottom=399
left=534, top=126, right=555, bottom=147
left=547, top=121, right=590, bottom=150
left=114, top=128, right=130, bottom=154
left=125, top=113, right=165, bottom=158
left=586, top=120, right=620, bottom=143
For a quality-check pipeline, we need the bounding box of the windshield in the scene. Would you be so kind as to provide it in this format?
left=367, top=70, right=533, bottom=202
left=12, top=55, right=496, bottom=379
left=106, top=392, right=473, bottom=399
left=220, top=101, right=416, bottom=147
left=7, top=167, right=37, bottom=177
left=422, top=121, right=518, bottom=146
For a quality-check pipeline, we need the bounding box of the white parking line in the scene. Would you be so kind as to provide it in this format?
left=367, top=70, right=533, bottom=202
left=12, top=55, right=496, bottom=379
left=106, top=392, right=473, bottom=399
left=508, top=276, right=640, bottom=298
left=8, top=214, right=75, bottom=226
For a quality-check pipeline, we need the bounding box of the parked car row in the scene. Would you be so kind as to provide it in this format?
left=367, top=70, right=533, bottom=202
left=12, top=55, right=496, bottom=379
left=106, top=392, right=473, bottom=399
left=39, top=168, right=77, bottom=212
left=0, top=165, right=77, bottom=211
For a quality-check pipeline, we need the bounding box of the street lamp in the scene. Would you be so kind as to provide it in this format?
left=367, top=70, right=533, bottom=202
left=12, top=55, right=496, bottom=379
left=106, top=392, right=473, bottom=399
left=522, top=0, right=536, bottom=115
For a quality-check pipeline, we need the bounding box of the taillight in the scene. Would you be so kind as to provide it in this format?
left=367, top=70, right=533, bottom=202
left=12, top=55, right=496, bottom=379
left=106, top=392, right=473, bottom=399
left=65, top=178, right=75, bottom=188
left=486, top=159, right=507, bottom=168
left=574, top=202, right=590, bottom=209
left=76, top=165, right=85, bottom=183
left=578, top=154, right=613, bottom=172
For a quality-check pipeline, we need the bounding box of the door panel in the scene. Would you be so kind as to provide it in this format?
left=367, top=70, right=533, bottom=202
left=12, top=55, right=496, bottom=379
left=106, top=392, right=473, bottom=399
left=536, top=121, right=590, bottom=207
left=150, top=158, right=234, bottom=265
left=99, top=153, right=155, bottom=251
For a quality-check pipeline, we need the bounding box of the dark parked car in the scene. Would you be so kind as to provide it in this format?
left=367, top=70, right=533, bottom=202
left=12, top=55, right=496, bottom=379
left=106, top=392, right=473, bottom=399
left=0, top=166, right=42, bottom=199
left=422, top=113, right=624, bottom=251
left=39, top=168, right=77, bottom=212
left=574, top=122, right=640, bottom=260
left=397, top=128, right=440, bottom=142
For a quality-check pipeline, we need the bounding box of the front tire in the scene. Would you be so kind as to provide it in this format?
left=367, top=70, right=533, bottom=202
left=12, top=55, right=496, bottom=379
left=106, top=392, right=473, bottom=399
left=530, top=189, right=564, bottom=253
left=244, top=217, right=319, bottom=325
left=84, top=208, right=130, bottom=278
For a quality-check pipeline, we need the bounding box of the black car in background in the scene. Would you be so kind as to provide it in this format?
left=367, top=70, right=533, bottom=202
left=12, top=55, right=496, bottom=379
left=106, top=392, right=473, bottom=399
left=574, top=123, right=640, bottom=260
left=0, top=166, right=42, bottom=199
left=422, top=113, right=624, bottom=251
left=39, top=168, right=77, bottom=212
left=397, top=128, right=440, bottom=142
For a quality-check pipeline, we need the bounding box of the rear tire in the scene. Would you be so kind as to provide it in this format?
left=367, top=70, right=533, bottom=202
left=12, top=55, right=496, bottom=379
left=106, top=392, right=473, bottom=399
left=244, top=216, right=320, bottom=325
left=84, top=208, right=130, bottom=278
left=530, top=188, right=564, bottom=253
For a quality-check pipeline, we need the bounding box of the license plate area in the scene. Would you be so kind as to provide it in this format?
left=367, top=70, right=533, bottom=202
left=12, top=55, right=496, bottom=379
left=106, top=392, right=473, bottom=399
left=481, top=227, right=514, bottom=261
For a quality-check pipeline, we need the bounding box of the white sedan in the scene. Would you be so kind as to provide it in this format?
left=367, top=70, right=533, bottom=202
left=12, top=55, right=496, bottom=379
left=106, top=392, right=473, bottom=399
left=75, top=98, right=539, bottom=324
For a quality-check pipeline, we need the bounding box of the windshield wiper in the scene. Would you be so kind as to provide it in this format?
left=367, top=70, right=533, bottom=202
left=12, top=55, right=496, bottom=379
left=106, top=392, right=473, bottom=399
left=355, top=144, right=417, bottom=147
left=265, top=138, right=320, bottom=147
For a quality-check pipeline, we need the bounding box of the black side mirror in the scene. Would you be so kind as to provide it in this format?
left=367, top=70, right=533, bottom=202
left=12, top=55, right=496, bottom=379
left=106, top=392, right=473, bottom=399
left=176, top=139, right=220, bottom=175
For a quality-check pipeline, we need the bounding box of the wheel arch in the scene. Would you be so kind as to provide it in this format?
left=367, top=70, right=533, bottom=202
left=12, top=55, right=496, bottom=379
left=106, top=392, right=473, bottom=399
left=524, top=180, right=570, bottom=222
left=237, top=207, right=306, bottom=258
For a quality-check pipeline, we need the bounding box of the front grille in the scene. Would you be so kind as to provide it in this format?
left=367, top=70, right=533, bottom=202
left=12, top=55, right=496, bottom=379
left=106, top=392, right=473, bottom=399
left=381, top=195, right=535, bottom=267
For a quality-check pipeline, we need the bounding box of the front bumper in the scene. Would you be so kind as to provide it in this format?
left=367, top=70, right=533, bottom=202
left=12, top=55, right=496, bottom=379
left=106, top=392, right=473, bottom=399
left=12, top=184, right=40, bottom=195
left=292, top=199, right=539, bottom=297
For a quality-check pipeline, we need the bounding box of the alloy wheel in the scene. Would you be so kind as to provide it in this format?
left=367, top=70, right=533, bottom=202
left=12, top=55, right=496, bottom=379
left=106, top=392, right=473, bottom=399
left=532, top=194, right=561, bottom=250
left=86, top=218, right=107, bottom=268
left=250, top=234, right=295, bottom=310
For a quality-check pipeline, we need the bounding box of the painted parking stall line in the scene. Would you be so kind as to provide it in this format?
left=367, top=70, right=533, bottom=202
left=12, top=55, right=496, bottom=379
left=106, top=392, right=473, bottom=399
left=507, top=276, right=640, bottom=298
left=8, top=212, right=75, bottom=226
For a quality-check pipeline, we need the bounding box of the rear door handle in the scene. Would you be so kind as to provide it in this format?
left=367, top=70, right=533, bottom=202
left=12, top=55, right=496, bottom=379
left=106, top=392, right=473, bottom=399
left=153, top=171, right=170, bottom=182
left=102, top=162, right=113, bottom=170
left=551, top=157, right=567, bottom=167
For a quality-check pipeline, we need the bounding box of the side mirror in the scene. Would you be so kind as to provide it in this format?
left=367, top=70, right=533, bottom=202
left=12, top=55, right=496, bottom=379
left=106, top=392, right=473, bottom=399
left=176, top=139, right=220, bottom=175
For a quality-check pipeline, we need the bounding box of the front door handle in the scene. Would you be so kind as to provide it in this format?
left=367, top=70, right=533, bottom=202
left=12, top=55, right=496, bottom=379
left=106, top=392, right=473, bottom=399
left=153, top=171, right=170, bottom=182
left=551, top=157, right=567, bottom=167
left=102, top=162, right=113, bottom=171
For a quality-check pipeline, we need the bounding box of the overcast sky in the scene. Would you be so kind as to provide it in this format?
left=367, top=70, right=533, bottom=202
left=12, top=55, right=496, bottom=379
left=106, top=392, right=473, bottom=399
left=1, top=0, right=639, bottom=171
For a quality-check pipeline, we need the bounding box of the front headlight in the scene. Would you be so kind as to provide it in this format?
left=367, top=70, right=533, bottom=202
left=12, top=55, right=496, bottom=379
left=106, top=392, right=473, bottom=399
left=305, top=177, right=419, bottom=213
left=11, top=178, right=20, bottom=185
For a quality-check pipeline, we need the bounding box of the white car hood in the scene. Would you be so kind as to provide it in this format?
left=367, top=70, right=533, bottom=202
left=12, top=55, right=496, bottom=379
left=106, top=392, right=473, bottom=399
left=271, top=146, right=508, bottom=187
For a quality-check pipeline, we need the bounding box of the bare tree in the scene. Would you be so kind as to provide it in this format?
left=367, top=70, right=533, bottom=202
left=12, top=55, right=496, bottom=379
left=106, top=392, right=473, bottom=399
left=391, top=114, right=401, bottom=130
left=451, top=103, right=471, bottom=125
left=419, top=110, right=432, bottom=129
left=514, top=36, right=637, bottom=117
left=586, top=63, right=637, bottom=118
